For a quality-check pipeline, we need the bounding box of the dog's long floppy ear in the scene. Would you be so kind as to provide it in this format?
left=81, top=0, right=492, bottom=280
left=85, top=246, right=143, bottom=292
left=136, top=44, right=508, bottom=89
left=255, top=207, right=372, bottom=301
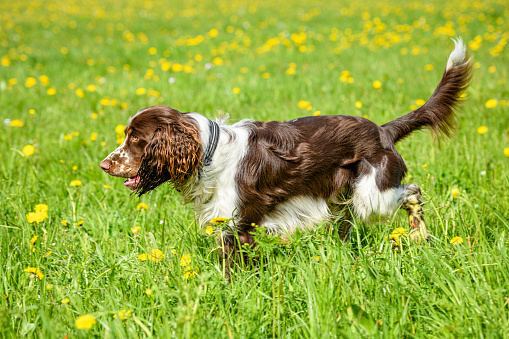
left=136, top=118, right=203, bottom=195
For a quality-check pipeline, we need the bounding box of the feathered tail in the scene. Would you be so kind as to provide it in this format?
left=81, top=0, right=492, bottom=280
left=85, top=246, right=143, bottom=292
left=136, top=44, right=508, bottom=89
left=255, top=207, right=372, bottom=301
left=382, top=38, right=473, bottom=144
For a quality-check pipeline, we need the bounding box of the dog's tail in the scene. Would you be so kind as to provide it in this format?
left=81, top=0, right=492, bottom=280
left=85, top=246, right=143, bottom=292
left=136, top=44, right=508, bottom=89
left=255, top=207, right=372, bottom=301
left=382, top=38, right=472, bottom=144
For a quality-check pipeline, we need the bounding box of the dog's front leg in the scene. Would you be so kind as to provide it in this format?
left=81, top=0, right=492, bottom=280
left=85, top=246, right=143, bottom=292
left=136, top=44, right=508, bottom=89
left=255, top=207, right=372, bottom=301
left=399, top=184, right=430, bottom=242
left=219, top=232, right=256, bottom=280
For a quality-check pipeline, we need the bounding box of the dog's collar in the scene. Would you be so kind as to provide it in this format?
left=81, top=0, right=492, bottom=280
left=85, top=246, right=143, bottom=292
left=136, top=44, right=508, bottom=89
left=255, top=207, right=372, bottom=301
left=202, top=119, right=220, bottom=167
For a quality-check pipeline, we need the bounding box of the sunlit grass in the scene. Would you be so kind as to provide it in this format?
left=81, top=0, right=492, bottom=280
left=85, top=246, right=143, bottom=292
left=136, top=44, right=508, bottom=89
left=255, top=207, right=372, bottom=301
left=1, top=0, right=508, bottom=337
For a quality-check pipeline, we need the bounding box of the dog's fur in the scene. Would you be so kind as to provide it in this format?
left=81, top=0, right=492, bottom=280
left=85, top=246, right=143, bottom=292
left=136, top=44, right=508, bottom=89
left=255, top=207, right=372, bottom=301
left=101, top=39, right=471, bottom=274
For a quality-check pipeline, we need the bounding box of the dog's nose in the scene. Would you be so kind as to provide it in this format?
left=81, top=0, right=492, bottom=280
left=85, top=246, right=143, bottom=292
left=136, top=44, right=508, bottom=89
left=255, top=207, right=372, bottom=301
left=100, top=160, right=111, bottom=172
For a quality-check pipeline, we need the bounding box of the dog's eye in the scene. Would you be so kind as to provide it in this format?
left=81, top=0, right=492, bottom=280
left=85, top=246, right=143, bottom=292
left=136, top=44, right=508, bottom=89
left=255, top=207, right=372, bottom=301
left=132, top=136, right=139, bottom=142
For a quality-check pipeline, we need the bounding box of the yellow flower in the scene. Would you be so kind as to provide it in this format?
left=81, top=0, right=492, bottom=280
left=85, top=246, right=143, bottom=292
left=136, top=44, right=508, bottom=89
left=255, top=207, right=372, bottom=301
left=262, top=72, right=270, bottom=79
left=10, top=119, right=23, bottom=127
left=298, top=101, right=310, bottom=109
left=77, top=220, right=84, bottom=226
left=416, top=99, right=426, bottom=106
left=25, top=77, right=37, bottom=88
left=138, top=253, right=148, bottom=261
left=30, top=235, right=38, bottom=244
left=450, top=236, right=463, bottom=245
left=148, top=47, right=157, bottom=55
left=24, top=267, right=44, bottom=280
left=355, top=101, right=362, bottom=109
left=205, top=226, right=213, bottom=235
left=391, top=227, right=408, bottom=237
left=46, top=87, right=56, bottom=95
left=131, top=226, right=141, bottom=234
left=183, top=265, right=199, bottom=279
left=72, top=166, right=78, bottom=171
left=75, top=314, right=96, bottom=330
left=35, top=204, right=48, bottom=213
left=70, top=180, right=82, bottom=187
left=210, top=217, right=226, bottom=224
left=46, top=285, right=52, bottom=290
left=145, top=289, right=153, bottom=295
left=372, top=80, right=382, bottom=89
left=137, top=202, right=148, bottom=211
left=477, top=126, right=488, bottom=134
left=39, top=75, right=50, bottom=86
left=150, top=249, right=165, bottom=262
left=90, top=132, right=98, bottom=141
left=114, top=309, right=132, bottom=320
left=61, top=219, right=68, bottom=226
left=75, top=88, right=85, bottom=98
left=232, top=87, right=241, bottom=94
left=45, top=251, right=52, bottom=257
left=180, top=254, right=191, bottom=266
left=285, top=68, right=296, bottom=75
left=313, top=111, right=321, bottom=116
left=312, top=256, right=320, bottom=262
left=485, top=99, right=497, bottom=108
left=61, top=298, right=70, bottom=304
left=136, top=87, right=146, bottom=95
left=103, top=185, right=111, bottom=189
left=504, top=148, right=509, bottom=157
left=424, top=64, right=434, bottom=71
left=451, top=188, right=460, bottom=198
left=422, top=164, right=427, bottom=168
left=22, top=145, right=35, bottom=156
left=115, top=124, right=125, bottom=134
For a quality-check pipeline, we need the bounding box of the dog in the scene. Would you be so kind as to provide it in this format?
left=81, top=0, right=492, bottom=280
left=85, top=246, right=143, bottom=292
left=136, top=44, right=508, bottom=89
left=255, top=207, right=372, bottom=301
left=101, top=38, right=471, bottom=276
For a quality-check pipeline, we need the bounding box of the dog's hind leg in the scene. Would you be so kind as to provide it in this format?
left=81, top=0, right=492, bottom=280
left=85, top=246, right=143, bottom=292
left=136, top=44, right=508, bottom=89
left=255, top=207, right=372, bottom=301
left=398, top=184, right=430, bottom=242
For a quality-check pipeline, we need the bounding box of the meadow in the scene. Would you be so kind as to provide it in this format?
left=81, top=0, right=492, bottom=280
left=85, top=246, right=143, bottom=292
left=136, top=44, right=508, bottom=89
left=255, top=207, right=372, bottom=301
left=1, top=0, right=509, bottom=337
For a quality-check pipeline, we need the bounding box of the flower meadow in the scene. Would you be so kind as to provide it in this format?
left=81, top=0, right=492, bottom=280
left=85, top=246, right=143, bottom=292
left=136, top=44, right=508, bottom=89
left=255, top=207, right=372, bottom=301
left=1, top=0, right=508, bottom=337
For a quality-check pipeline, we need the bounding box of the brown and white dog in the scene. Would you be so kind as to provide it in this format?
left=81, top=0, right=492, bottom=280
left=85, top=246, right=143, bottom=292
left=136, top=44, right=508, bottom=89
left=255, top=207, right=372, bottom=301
left=101, top=39, right=471, bottom=274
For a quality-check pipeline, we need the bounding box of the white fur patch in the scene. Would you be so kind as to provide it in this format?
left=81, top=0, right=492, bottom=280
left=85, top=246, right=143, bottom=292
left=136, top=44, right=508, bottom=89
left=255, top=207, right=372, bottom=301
left=351, top=166, right=403, bottom=221
left=262, top=196, right=331, bottom=240
left=446, top=37, right=467, bottom=71
left=183, top=116, right=251, bottom=227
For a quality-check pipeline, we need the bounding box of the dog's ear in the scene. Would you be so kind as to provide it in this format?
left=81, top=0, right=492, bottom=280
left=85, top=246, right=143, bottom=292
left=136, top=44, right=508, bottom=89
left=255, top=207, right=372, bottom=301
left=136, top=119, right=202, bottom=195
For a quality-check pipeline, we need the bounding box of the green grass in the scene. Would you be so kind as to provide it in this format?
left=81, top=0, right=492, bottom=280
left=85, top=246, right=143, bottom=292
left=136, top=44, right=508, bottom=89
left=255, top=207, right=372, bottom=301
left=1, top=0, right=509, bottom=337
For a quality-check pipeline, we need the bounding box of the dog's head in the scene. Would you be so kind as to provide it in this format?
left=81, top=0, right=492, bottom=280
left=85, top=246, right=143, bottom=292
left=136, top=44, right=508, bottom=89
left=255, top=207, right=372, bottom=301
left=100, top=106, right=203, bottom=194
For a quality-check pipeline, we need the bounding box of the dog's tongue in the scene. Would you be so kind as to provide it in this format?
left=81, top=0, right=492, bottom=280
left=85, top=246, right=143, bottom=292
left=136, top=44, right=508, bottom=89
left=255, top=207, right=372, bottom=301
left=124, top=176, right=141, bottom=186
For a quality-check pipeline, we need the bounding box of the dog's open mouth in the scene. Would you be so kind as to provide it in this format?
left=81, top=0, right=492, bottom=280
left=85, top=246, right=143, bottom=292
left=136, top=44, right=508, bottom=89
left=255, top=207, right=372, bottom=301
left=124, top=176, right=141, bottom=188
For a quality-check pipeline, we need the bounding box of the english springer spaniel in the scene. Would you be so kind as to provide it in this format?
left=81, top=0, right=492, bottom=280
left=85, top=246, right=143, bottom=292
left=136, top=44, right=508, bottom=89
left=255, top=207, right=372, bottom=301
left=101, top=39, right=471, bottom=275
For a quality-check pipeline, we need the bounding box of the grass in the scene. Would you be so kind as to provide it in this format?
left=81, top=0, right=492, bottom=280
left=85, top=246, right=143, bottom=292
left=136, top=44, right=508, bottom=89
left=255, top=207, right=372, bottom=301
left=1, top=0, right=508, bottom=337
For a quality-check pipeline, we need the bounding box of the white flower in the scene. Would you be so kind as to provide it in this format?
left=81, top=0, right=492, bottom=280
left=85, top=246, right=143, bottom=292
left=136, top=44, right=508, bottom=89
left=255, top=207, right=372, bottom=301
left=204, top=63, right=212, bottom=70
left=168, top=77, right=175, bottom=84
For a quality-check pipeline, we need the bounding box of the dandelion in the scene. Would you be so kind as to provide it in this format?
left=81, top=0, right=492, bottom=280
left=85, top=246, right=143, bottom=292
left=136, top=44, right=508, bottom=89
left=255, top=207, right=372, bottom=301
left=451, top=188, right=460, bottom=198
left=26, top=205, right=48, bottom=224
left=372, top=80, right=382, bottom=89
left=45, top=251, right=52, bottom=257
left=103, top=185, right=111, bottom=189
left=450, top=236, right=463, bottom=245
left=355, top=101, right=362, bottom=109
left=25, top=77, right=37, bottom=88
left=425, top=64, right=434, bottom=71
left=180, top=254, right=191, bottom=266
left=24, top=267, right=44, bottom=280
left=504, top=148, right=509, bottom=157
left=46, top=285, right=52, bottom=290
left=61, top=298, right=70, bottom=304
left=485, top=99, right=497, bottom=108
left=75, top=89, right=85, bottom=98
left=285, top=68, right=296, bottom=75
left=72, top=166, right=78, bottom=171
left=298, top=101, right=310, bottom=109
left=77, top=221, right=84, bottom=226
left=30, top=235, right=38, bottom=252
left=70, top=180, right=82, bottom=187
left=477, top=126, right=488, bottom=134
left=10, top=119, right=23, bottom=127
left=422, top=164, right=427, bottom=168
left=131, top=226, right=141, bottom=234
left=416, top=99, right=426, bottom=106
left=114, top=309, right=132, bottom=320
left=312, top=256, right=320, bottom=262
left=138, top=253, right=148, bottom=261
left=91, top=113, right=98, bottom=119
left=313, top=111, right=321, bottom=116
left=86, top=84, right=96, bottom=92
left=75, top=314, right=96, bottom=330
left=150, top=249, right=164, bottom=262
left=136, top=202, right=148, bottom=211
left=232, top=87, right=241, bottom=94
left=136, top=87, right=147, bottom=95
left=22, top=145, right=35, bottom=156
left=148, top=47, right=157, bottom=55
left=488, top=66, right=496, bottom=73
left=183, top=266, right=199, bottom=279
left=47, top=87, right=56, bottom=95
left=205, top=226, right=213, bottom=235
left=145, top=289, right=153, bottom=295
left=210, top=217, right=226, bottom=224
left=29, top=109, right=35, bottom=115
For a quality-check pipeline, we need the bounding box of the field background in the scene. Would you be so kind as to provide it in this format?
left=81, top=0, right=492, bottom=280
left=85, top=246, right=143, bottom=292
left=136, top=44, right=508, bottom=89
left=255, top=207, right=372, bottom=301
left=1, top=0, right=509, bottom=337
